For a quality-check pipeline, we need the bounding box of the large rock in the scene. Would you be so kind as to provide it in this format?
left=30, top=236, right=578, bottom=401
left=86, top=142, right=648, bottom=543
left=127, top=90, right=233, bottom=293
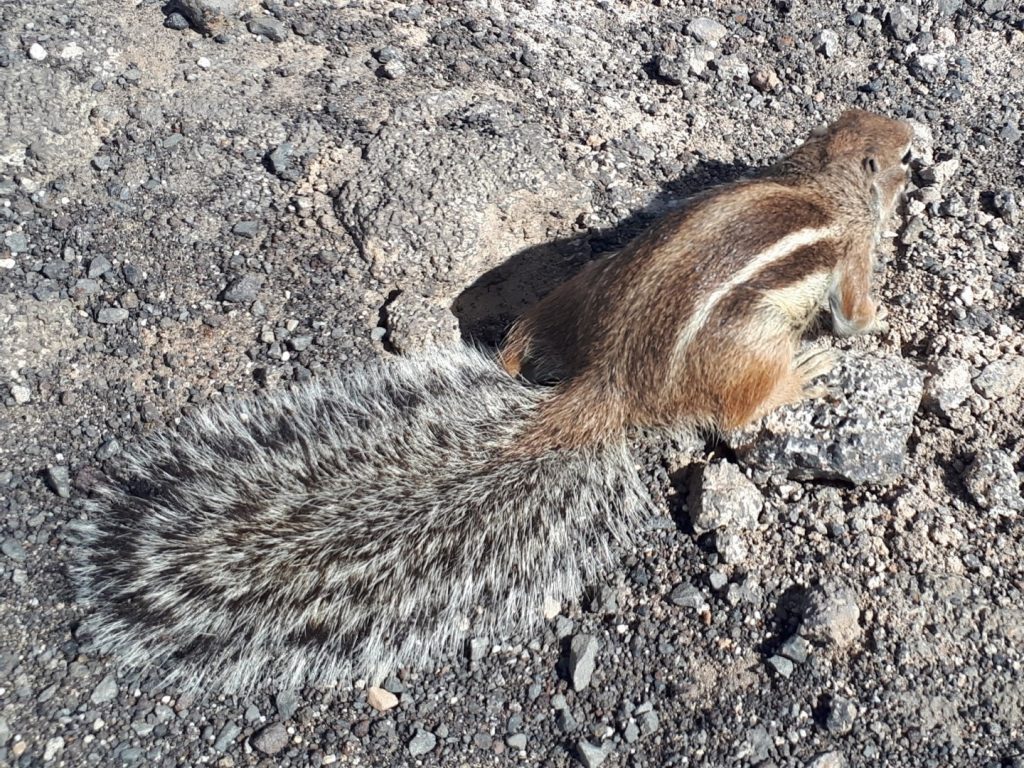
left=335, top=95, right=589, bottom=294
left=731, top=352, right=923, bottom=485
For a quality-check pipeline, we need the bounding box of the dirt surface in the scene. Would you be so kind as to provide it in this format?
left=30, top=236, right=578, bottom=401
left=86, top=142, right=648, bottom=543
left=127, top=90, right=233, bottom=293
left=2, top=1, right=1023, bottom=766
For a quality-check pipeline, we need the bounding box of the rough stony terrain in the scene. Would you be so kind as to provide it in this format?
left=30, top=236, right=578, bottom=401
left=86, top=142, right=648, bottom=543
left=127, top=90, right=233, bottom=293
left=2, top=0, right=1023, bottom=766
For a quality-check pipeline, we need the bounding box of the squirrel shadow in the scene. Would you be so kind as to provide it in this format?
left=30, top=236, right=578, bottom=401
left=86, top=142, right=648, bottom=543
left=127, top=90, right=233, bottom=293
left=451, top=159, right=751, bottom=347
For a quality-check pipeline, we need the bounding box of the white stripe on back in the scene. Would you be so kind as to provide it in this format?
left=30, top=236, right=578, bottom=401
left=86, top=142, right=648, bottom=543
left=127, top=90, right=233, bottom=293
left=673, top=225, right=837, bottom=359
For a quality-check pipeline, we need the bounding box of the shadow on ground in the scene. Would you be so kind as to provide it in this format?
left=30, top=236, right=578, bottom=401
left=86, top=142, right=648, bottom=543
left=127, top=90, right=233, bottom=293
left=451, top=159, right=752, bottom=347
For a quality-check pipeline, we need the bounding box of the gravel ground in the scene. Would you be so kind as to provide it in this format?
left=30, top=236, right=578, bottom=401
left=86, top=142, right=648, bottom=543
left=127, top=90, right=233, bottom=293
left=2, top=1, right=1023, bottom=766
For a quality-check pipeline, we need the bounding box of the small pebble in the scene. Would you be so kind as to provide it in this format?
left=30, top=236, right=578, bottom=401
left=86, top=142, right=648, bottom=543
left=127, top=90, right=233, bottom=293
left=568, top=633, right=600, bottom=691
left=826, top=696, right=858, bottom=735
left=367, top=686, right=398, bottom=712
left=97, top=308, right=130, bottom=324
left=28, top=43, right=48, bottom=61
left=506, top=733, right=527, bottom=750
left=768, top=655, right=794, bottom=678
left=252, top=723, right=288, bottom=755
left=576, top=739, right=608, bottom=768
left=1, top=539, right=26, bottom=562
left=90, top=674, right=118, bottom=704
left=45, top=465, right=71, bottom=498
left=408, top=730, right=436, bottom=757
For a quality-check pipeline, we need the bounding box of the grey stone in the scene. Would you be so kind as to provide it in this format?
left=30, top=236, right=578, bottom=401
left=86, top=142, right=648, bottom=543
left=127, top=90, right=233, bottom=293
left=97, top=307, right=129, bottom=324
left=275, top=689, right=299, bottom=719
left=807, top=751, right=847, bottom=768
left=918, top=156, right=959, bottom=190
left=778, top=634, right=811, bottom=664
left=252, top=723, right=288, bottom=755
left=768, top=655, right=794, bottom=677
left=743, top=725, right=772, bottom=763
left=637, top=710, right=659, bottom=737
left=923, top=358, right=972, bottom=418
left=555, top=615, right=574, bottom=639
left=28, top=43, right=48, bottom=61
left=287, top=335, right=312, bottom=352
left=689, top=460, right=763, bottom=532
left=576, top=739, right=608, bottom=768
left=886, top=4, right=919, bottom=41
left=687, top=17, right=728, bottom=45
left=964, top=449, right=1024, bottom=515
left=221, top=275, right=261, bottom=302
left=715, top=530, right=749, bottom=564
left=408, top=730, right=436, bottom=757
left=91, top=674, right=118, bottom=704
left=708, top=570, right=728, bottom=590
left=382, top=674, right=405, bottom=694
left=42, top=736, right=64, bottom=761
left=731, top=352, right=923, bottom=485
left=474, top=733, right=494, bottom=750
left=4, top=232, right=28, bottom=253
left=668, top=582, right=705, bottom=609
left=506, top=733, right=527, bottom=750
left=900, top=215, right=926, bottom=245
left=655, top=54, right=687, bottom=85
left=383, top=292, right=461, bottom=355
left=213, top=721, right=240, bottom=752
left=813, top=29, right=840, bottom=58
left=73, top=279, right=101, bottom=297
left=95, top=438, right=121, bottom=460
left=88, top=255, right=113, bottom=278
left=556, top=707, right=577, bottom=733
left=2, top=539, right=26, bottom=562
left=267, top=142, right=297, bottom=180
left=588, top=584, right=619, bottom=615
left=467, top=637, right=489, bottom=661
left=164, top=11, right=191, bottom=30
left=1001, top=123, right=1022, bottom=143
left=973, top=356, right=1024, bottom=400
left=802, top=581, right=862, bottom=649
left=622, top=720, right=640, bottom=743
left=826, top=696, right=858, bottom=735
left=45, top=465, right=71, bottom=498
left=248, top=16, right=289, bottom=42
left=714, top=55, right=749, bottom=82
left=232, top=220, right=259, bottom=238
left=10, top=384, right=30, bottom=404
left=993, top=189, right=1020, bottom=225
left=382, top=60, right=407, bottom=79
left=568, top=633, right=600, bottom=691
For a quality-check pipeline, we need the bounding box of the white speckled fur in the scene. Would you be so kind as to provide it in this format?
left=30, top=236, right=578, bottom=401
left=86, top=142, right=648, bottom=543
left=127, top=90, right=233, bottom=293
left=70, top=347, right=652, bottom=693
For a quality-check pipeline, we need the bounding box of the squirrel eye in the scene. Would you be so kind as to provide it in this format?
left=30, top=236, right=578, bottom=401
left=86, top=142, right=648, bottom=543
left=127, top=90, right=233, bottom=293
left=862, top=157, right=879, bottom=174
left=901, top=149, right=912, bottom=165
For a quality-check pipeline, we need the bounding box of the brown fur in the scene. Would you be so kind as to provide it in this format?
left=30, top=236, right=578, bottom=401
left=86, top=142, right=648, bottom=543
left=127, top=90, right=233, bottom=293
left=502, top=110, right=914, bottom=452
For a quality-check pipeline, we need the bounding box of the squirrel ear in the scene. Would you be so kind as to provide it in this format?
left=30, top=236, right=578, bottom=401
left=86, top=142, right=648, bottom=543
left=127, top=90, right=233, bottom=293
left=862, top=156, right=879, bottom=174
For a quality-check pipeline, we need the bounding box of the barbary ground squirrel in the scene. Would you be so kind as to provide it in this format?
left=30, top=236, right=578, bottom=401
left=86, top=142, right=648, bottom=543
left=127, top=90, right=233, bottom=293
left=72, top=109, right=914, bottom=692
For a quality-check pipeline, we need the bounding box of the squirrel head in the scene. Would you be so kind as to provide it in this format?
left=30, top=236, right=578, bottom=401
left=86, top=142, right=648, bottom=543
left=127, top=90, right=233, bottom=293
left=780, top=109, right=915, bottom=223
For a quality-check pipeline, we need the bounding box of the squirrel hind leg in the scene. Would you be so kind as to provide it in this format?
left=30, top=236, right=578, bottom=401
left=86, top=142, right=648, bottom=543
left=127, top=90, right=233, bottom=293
left=498, top=325, right=530, bottom=377
left=717, top=343, right=836, bottom=430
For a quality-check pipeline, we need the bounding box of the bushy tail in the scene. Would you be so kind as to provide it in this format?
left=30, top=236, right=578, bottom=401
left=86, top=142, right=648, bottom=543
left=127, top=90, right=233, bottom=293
left=70, top=347, right=652, bottom=693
